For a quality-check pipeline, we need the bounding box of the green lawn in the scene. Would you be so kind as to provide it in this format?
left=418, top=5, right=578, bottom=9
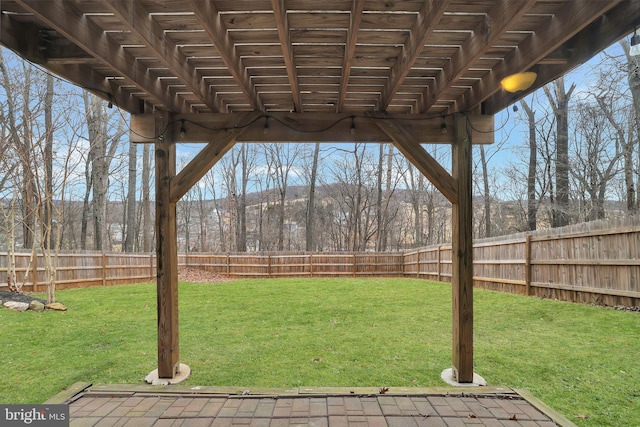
left=0, top=278, right=638, bottom=426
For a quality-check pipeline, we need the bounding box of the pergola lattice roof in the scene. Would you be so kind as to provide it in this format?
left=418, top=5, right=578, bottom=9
left=2, top=1, right=639, bottom=117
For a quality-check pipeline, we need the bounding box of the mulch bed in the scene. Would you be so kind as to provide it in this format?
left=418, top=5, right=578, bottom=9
left=178, top=267, right=234, bottom=284
left=0, top=290, right=47, bottom=305
left=613, top=305, right=640, bottom=313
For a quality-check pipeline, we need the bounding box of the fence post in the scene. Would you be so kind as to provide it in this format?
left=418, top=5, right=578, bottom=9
left=149, top=254, right=154, bottom=282
left=309, top=253, right=313, bottom=277
left=437, top=246, right=442, bottom=282
left=353, top=254, right=357, bottom=277
left=525, top=234, right=532, bottom=296
left=31, top=253, right=39, bottom=292
left=226, top=253, right=230, bottom=276
left=268, top=254, right=272, bottom=278
left=102, top=253, right=107, bottom=287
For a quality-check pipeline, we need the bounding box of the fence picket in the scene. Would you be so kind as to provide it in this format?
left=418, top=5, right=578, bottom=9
left=2, top=218, right=640, bottom=307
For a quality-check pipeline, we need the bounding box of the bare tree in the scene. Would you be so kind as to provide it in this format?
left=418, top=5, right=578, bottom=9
left=141, top=143, right=153, bottom=252
left=400, top=157, right=425, bottom=247
left=375, top=144, right=397, bottom=251
left=177, top=182, right=195, bottom=252
left=194, top=180, right=209, bottom=252
left=81, top=93, right=127, bottom=250
left=323, top=144, right=381, bottom=251
left=0, top=50, right=83, bottom=300
left=264, top=143, right=302, bottom=251
left=478, top=145, right=491, bottom=238
left=570, top=99, right=622, bottom=220
left=595, top=90, right=634, bottom=215
left=203, top=168, right=227, bottom=251
left=0, top=51, right=39, bottom=250
left=220, top=143, right=258, bottom=252
left=618, top=39, right=640, bottom=213
left=305, top=142, right=321, bottom=251
left=544, top=77, right=576, bottom=227
left=520, top=99, right=539, bottom=231
left=123, top=140, right=137, bottom=251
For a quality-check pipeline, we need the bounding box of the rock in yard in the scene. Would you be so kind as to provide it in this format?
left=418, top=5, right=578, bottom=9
left=45, top=302, right=68, bottom=311
left=29, top=300, right=45, bottom=312
left=3, top=301, right=30, bottom=312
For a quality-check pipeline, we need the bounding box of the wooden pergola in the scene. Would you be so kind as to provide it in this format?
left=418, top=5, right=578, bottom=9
left=2, top=0, right=639, bottom=384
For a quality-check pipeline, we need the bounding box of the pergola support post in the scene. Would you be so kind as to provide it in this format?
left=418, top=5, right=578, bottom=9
left=451, top=113, right=474, bottom=383
left=145, top=112, right=190, bottom=384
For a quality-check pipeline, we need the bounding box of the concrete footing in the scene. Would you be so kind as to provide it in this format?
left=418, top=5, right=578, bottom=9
left=145, top=363, right=191, bottom=385
left=440, top=368, right=487, bottom=387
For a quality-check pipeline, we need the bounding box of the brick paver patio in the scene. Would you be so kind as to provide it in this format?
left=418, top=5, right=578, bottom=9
left=46, top=384, right=577, bottom=427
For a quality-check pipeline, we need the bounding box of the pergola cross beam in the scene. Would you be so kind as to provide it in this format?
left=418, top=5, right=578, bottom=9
left=170, top=112, right=261, bottom=203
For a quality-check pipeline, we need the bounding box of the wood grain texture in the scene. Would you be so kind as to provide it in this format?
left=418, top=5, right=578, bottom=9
left=451, top=114, right=474, bottom=383
left=154, top=112, right=180, bottom=379
left=3, top=1, right=624, bottom=115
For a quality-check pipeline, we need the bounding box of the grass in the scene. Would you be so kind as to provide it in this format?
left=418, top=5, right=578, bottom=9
left=0, top=278, right=638, bottom=426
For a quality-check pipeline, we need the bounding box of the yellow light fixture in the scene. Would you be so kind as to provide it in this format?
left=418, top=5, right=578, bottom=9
left=500, top=72, right=537, bottom=93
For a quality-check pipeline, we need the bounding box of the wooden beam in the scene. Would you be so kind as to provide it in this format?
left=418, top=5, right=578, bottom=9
left=170, top=112, right=261, bottom=202
left=0, top=15, right=139, bottom=113
left=188, top=0, right=261, bottom=111
left=482, top=0, right=640, bottom=114
left=336, top=0, right=365, bottom=112
left=373, top=115, right=457, bottom=204
left=272, top=0, right=302, bottom=112
left=421, top=0, right=537, bottom=113
left=154, top=112, right=180, bottom=379
left=379, top=0, right=450, bottom=111
left=102, top=1, right=219, bottom=113
left=130, top=112, right=494, bottom=145
left=451, top=113, right=474, bottom=383
left=458, top=0, right=622, bottom=113
left=15, top=0, right=178, bottom=112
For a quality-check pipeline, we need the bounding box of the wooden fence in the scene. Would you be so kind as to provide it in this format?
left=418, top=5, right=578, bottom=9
left=1, top=218, right=640, bottom=306
left=469, top=220, right=640, bottom=307
left=0, top=252, right=157, bottom=293
left=181, top=252, right=404, bottom=278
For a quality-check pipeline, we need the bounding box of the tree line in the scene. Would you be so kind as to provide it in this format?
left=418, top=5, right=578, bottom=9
left=2, top=40, right=640, bottom=276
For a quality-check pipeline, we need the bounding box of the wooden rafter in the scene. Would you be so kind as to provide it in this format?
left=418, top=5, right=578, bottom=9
left=102, top=1, right=219, bottom=113
left=0, top=15, right=138, bottom=113
left=188, top=0, right=261, bottom=111
left=482, top=0, right=640, bottom=114
left=272, top=0, right=302, bottom=113
left=4, top=1, right=629, bottom=116
left=420, top=0, right=537, bottom=113
left=379, top=0, right=450, bottom=112
left=14, top=0, right=178, bottom=111
left=336, top=0, right=365, bottom=113
left=458, top=0, right=623, bottom=113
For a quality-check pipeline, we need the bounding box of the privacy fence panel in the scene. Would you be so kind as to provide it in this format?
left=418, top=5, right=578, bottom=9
left=528, top=227, right=640, bottom=306
left=0, top=253, right=156, bottom=292
left=2, top=218, right=640, bottom=307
